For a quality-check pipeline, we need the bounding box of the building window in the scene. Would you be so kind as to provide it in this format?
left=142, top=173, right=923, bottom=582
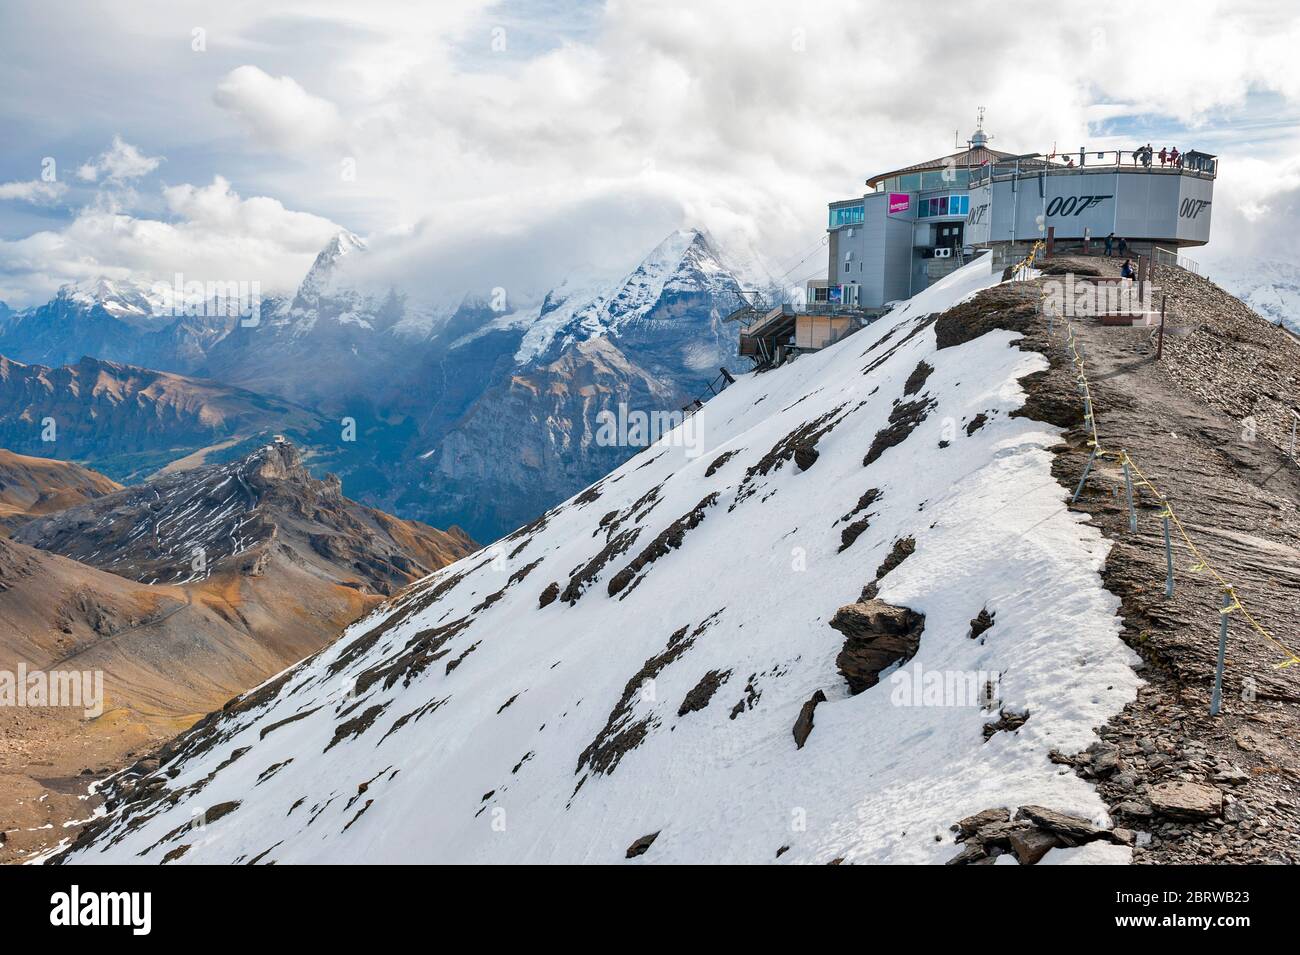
left=917, top=194, right=969, bottom=219
left=829, top=204, right=865, bottom=228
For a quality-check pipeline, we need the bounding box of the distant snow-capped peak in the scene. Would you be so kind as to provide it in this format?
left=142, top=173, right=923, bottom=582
left=295, top=230, right=368, bottom=306
left=1208, top=256, right=1300, bottom=333
left=53, top=276, right=172, bottom=326
left=512, top=228, right=742, bottom=364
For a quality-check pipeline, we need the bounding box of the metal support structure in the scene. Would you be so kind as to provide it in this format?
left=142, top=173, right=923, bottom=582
left=1210, top=591, right=1233, bottom=717
left=1122, top=454, right=1137, bottom=532
left=1156, top=294, right=1166, bottom=361
left=1072, top=449, right=1097, bottom=504
left=1163, top=513, right=1175, bottom=597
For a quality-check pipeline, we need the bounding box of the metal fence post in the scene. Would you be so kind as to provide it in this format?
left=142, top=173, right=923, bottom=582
left=1163, top=512, right=1175, bottom=597
left=1210, top=591, right=1232, bottom=717
left=1072, top=449, right=1097, bottom=504
left=1156, top=294, right=1166, bottom=361
left=1123, top=453, right=1137, bottom=532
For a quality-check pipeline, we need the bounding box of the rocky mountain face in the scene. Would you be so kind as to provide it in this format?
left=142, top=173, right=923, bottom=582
left=417, top=336, right=679, bottom=536
left=405, top=230, right=746, bottom=539
left=17, top=439, right=474, bottom=594
left=0, top=448, right=120, bottom=535
left=52, top=256, right=1154, bottom=865
left=0, top=354, right=327, bottom=482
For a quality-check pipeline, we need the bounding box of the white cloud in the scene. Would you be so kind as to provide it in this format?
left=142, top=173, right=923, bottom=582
left=213, top=65, right=345, bottom=151
left=0, top=175, right=341, bottom=305
left=75, top=135, right=162, bottom=183
left=0, top=179, right=67, bottom=204
left=3, top=1, right=1300, bottom=302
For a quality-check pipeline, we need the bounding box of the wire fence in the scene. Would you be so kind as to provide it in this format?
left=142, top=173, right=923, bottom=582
left=1043, top=285, right=1300, bottom=714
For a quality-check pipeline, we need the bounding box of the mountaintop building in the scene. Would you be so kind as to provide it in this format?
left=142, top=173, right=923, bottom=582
left=735, top=114, right=1217, bottom=367
left=815, top=114, right=1217, bottom=311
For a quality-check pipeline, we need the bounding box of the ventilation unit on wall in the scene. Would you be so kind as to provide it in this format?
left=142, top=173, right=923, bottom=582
left=934, top=247, right=952, bottom=259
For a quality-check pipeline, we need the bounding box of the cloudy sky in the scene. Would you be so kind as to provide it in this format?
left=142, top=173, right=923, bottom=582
left=0, top=0, right=1297, bottom=305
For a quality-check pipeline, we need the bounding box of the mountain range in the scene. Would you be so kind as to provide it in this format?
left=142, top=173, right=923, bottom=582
left=0, top=229, right=751, bottom=541
left=0, top=354, right=329, bottom=483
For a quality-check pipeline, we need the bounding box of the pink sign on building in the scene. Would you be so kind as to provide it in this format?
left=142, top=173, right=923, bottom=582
left=888, top=193, right=910, bottom=214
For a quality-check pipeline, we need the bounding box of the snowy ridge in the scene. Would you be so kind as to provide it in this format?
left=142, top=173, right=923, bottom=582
left=56, top=255, right=1140, bottom=865
left=53, top=277, right=171, bottom=327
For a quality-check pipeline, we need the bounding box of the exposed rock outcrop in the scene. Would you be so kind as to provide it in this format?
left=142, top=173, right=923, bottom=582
left=792, top=690, right=827, bottom=748
left=828, top=600, right=924, bottom=695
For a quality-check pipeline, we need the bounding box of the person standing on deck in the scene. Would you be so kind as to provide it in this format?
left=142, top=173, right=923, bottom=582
left=1105, top=232, right=1115, bottom=257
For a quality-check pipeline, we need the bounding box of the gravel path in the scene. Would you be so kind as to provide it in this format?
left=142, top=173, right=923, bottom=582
left=1019, top=255, right=1300, bottom=863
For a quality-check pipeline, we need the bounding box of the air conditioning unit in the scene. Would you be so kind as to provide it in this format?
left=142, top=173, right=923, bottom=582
left=934, top=247, right=952, bottom=259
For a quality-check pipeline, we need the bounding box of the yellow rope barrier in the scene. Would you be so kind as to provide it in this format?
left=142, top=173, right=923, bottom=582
left=1012, top=239, right=1045, bottom=281
left=1045, top=286, right=1300, bottom=670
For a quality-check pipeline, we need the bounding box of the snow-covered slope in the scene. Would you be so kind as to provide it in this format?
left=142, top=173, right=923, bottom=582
left=54, top=255, right=1140, bottom=865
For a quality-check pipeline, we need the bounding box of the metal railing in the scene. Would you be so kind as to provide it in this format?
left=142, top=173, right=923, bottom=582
left=969, top=149, right=1217, bottom=188
left=1152, top=245, right=1202, bottom=276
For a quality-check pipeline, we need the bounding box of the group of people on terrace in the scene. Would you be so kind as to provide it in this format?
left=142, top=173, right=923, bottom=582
left=1053, top=144, right=1195, bottom=170
left=1131, top=143, right=1185, bottom=168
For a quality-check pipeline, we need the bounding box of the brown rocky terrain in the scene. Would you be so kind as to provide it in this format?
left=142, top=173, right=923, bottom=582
left=0, top=448, right=120, bottom=536
left=0, top=354, right=326, bottom=482
left=0, top=440, right=474, bottom=863
left=16, top=439, right=473, bottom=592
left=942, top=256, right=1300, bottom=864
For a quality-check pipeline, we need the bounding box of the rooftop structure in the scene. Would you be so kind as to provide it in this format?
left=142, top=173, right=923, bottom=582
left=819, top=114, right=1216, bottom=312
